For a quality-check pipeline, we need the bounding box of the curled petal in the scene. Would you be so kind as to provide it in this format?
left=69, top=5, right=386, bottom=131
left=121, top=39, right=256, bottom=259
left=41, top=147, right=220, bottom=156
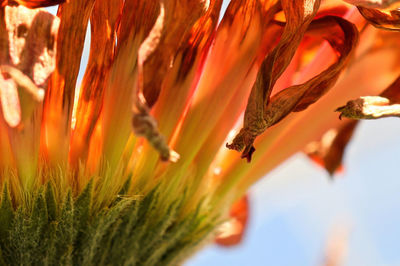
left=337, top=96, right=400, bottom=119
left=337, top=76, right=400, bottom=119
left=357, top=6, right=400, bottom=30
left=344, top=0, right=400, bottom=9
left=228, top=14, right=359, bottom=162
left=305, top=119, right=358, bottom=176
left=219, top=16, right=400, bottom=194
left=227, top=0, right=322, bottom=161
left=133, top=1, right=183, bottom=162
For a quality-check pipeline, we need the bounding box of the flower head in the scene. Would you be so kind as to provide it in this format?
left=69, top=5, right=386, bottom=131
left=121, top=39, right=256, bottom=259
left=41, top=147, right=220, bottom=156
left=0, top=0, right=399, bottom=264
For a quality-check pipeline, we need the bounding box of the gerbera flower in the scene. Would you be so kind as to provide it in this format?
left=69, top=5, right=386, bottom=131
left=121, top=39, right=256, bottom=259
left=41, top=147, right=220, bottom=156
left=0, top=0, right=398, bottom=265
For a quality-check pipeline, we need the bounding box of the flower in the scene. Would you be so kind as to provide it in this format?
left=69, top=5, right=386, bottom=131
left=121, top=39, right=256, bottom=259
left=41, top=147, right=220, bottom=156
left=0, top=0, right=399, bottom=265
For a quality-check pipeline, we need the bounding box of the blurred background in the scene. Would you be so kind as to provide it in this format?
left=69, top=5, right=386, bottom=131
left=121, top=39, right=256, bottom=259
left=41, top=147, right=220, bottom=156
left=187, top=118, right=400, bottom=266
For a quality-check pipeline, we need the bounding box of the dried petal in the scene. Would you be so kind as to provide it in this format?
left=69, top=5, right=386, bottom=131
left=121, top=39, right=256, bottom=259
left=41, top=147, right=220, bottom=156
left=0, top=66, right=44, bottom=126
left=129, top=1, right=223, bottom=180
left=228, top=6, right=358, bottom=162
left=0, top=5, right=58, bottom=127
left=336, top=96, right=400, bottom=118
left=337, top=76, right=400, bottom=119
left=305, top=119, right=358, bottom=175
left=344, top=0, right=400, bottom=9
left=0, top=65, right=44, bottom=102
left=41, top=0, right=95, bottom=164
left=0, top=5, right=58, bottom=188
left=4, top=6, right=58, bottom=87
left=219, top=14, right=400, bottom=194
left=139, top=0, right=208, bottom=107
left=226, top=0, right=322, bottom=161
left=337, top=96, right=400, bottom=119
left=357, top=6, right=400, bottom=31
left=69, top=0, right=123, bottom=168
left=171, top=0, right=281, bottom=169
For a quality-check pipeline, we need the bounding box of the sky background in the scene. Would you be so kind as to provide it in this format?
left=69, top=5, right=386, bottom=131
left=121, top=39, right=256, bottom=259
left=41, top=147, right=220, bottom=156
left=48, top=2, right=400, bottom=266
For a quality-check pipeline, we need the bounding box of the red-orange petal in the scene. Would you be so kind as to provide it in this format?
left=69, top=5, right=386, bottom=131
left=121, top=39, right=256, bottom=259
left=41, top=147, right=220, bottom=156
left=215, top=195, right=249, bottom=247
left=1, top=0, right=65, bottom=8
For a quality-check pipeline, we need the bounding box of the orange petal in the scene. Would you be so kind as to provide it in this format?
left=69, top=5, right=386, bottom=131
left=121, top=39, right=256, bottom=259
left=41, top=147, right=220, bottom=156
left=215, top=195, right=249, bottom=246
left=69, top=0, right=123, bottom=169
left=128, top=1, right=223, bottom=186
left=41, top=0, right=95, bottom=165
left=171, top=0, right=280, bottom=165
left=139, top=0, right=209, bottom=107
left=305, top=119, right=359, bottom=176
left=100, top=1, right=160, bottom=170
left=1, top=0, right=65, bottom=8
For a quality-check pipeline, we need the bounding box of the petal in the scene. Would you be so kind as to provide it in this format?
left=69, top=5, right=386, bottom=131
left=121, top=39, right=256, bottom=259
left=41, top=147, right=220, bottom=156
left=0, top=5, right=58, bottom=189
left=227, top=0, right=324, bottom=161
left=139, top=0, right=209, bottom=107
left=41, top=0, right=95, bottom=165
left=357, top=6, right=400, bottom=31
left=344, top=0, right=400, bottom=9
left=0, top=74, right=20, bottom=128
left=69, top=0, right=123, bottom=169
left=337, top=76, right=400, bottom=119
left=100, top=0, right=160, bottom=169
left=217, top=17, right=400, bottom=194
left=128, top=1, right=223, bottom=185
left=305, top=119, right=359, bottom=175
left=215, top=195, right=249, bottom=246
left=1, top=0, right=65, bottom=8
left=171, top=0, right=281, bottom=166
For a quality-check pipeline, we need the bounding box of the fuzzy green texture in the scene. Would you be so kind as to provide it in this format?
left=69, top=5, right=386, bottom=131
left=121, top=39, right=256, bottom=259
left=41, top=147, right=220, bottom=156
left=0, top=181, right=218, bottom=266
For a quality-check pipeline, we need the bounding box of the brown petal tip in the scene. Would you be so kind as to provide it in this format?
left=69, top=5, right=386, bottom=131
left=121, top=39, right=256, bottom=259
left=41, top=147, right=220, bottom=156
left=132, top=112, right=178, bottom=162
left=337, top=96, right=400, bottom=119
left=241, top=145, right=256, bottom=163
left=226, top=129, right=257, bottom=162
